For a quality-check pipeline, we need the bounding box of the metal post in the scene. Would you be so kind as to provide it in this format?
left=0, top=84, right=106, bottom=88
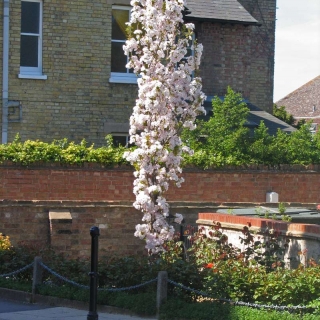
left=87, top=226, right=100, bottom=320
left=179, top=224, right=184, bottom=242
left=31, top=256, right=43, bottom=303
left=156, top=271, right=168, bottom=319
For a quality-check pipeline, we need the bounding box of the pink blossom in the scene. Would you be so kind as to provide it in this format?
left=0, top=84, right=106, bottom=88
left=124, top=0, right=205, bottom=253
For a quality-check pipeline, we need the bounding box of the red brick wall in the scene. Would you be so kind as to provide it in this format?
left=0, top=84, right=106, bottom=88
left=1, top=164, right=320, bottom=203
left=1, top=163, right=320, bottom=258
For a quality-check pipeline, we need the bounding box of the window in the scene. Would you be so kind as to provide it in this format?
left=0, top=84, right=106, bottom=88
left=109, top=6, right=137, bottom=84
left=310, top=123, right=317, bottom=135
left=19, top=0, right=47, bottom=79
left=111, top=133, right=133, bottom=147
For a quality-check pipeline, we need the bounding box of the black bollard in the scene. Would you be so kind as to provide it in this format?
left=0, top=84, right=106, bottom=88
left=87, top=226, right=100, bottom=320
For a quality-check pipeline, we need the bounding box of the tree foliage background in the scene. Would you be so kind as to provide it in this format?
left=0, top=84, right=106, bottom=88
left=182, top=87, right=320, bottom=168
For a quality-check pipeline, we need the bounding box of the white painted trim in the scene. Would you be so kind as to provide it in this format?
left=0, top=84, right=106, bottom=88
left=111, top=5, right=134, bottom=80
left=18, top=73, right=47, bottom=80
left=20, top=0, right=44, bottom=76
left=109, top=73, right=137, bottom=84
left=112, top=5, right=131, bottom=10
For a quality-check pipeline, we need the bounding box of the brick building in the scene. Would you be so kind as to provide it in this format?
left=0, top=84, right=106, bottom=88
left=0, top=0, right=277, bottom=146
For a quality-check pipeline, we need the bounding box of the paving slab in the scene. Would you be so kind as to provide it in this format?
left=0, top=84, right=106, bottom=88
left=0, top=298, right=156, bottom=320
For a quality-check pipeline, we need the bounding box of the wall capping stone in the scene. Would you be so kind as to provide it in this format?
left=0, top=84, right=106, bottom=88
left=49, top=210, right=72, bottom=223
left=197, top=212, right=320, bottom=268
left=49, top=210, right=73, bottom=251
left=2, top=162, right=320, bottom=172
left=197, top=212, right=320, bottom=240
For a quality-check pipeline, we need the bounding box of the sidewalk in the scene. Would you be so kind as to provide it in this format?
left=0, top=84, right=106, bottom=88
left=0, top=290, right=156, bottom=320
left=0, top=304, right=156, bottom=320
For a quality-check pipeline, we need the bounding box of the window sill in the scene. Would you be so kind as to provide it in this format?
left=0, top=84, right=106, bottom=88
left=18, top=74, right=48, bottom=80
left=109, top=74, right=138, bottom=84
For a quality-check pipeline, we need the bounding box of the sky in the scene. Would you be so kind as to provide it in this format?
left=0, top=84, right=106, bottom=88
left=273, top=0, right=320, bottom=102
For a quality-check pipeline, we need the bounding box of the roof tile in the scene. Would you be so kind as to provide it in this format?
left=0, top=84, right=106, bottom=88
left=185, top=0, right=258, bottom=24
left=276, top=75, right=320, bottom=120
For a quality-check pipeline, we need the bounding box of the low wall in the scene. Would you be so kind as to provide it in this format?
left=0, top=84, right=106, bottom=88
left=197, top=212, right=320, bottom=268
left=1, top=163, right=320, bottom=203
left=0, top=200, right=145, bottom=258
left=2, top=163, right=320, bottom=258
left=0, top=200, right=216, bottom=258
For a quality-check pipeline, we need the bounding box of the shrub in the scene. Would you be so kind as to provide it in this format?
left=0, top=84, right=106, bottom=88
left=0, top=240, right=40, bottom=281
left=2, top=227, right=320, bottom=317
left=0, top=233, right=11, bottom=251
left=0, top=134, right=128, bottom=166
left=254, top=264, right=320, bottom=306
left=182, top=87, right=251, bottom=168
left=273, top=104, right=295, bottom=126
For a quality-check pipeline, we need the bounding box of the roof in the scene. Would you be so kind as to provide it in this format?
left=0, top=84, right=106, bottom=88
left=185, top=0, right=259, bottom=25
left=275, top=75, right=320, bottom=122
left=245, top=102, right=295, bottom=135
left=202, top=97, right=296, bottom=135
left=217, top=206, right=320, bottom=225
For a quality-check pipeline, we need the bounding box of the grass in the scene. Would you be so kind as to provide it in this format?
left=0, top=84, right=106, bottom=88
left=159, top=299, right=320, bottom=320
left=0, top=277, right=32, bottom=292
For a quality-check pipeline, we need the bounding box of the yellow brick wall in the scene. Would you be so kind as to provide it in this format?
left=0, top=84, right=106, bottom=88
left=0, top=0, right=276, bottom=145
left=1, top=0, right=138, bottom=146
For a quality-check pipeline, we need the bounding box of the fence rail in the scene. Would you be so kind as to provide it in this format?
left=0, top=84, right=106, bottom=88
left=0, top=257, right=313, bottom=315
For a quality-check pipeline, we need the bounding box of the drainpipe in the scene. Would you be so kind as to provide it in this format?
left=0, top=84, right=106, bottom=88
left=2, top=0, right=9, bottom=144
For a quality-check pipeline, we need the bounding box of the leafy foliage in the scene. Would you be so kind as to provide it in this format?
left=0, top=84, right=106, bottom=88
left=160, top=298, right=319, bottom=320
left=182, top=88, right=320, bottom=168
left=188, top=224, right=288, bottom=302
left=1, top=96, right=320, bottom=169
left=273, top=104, right=295, bottom=126
left=272, top=104, right=308, bottom=131
left=0, top=233, right=11, bottom=251
left=182, top=87, right=251, bottom=168
left=0, top=134, right=128, bottom=166
left=1, top=230, right=320, bottom=318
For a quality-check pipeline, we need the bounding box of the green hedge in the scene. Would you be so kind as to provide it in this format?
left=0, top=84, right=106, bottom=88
left=1, top=130, right=320, bottom=169
left=0, top=135, right=128, bottom=166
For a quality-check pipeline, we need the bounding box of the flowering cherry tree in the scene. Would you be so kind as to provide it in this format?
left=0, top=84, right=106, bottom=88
left=123, top=0, right=206, bottom=253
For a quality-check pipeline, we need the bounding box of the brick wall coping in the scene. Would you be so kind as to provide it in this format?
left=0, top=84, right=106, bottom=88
left=0, top=162, right=133, bottom=171
left=0, top=199, right=135, bottom=207
left=2, top=161, right=320, bottom=173
left=0, top=199, right=318, bottom=209
left=197, top=212, right=320, bottom=240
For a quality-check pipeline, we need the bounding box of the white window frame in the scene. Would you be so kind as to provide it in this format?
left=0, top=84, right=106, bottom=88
left=19, top=0, right=47, bottom=80
left=109, top=5, right=137, bottom=84
left=112, top=133, right=131, bottom=147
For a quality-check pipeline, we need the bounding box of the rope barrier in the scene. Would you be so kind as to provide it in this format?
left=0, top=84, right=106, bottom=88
left=40, top=261, right=157, bottom=292
left=0, top=260, right=314, bottom=312
left=100, top=278, right=157, bottom=292
left=40, top=262, right=90, bottom=289
left=167, top=278, right=311, bottom=312
left=0, top=262, right=34, bottom=278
